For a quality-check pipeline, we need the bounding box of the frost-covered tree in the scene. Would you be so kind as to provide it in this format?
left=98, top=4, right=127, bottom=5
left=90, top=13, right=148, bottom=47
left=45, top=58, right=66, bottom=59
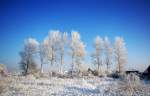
left=20, top=38, right=39, bottom=75
left=42, top=30, right=61, bottom=72
left=104, top=37, right=113, bottom=74
left=91, top=36, right=103, bottom=75
left=70, top=31, right=79, bottom=72
left=69, top=31, right=86, bottom=74
left=39, top=41, right=49, bottom=73
left=75, top=41, right=86, bottom=73
left=58, top=32, right=68, bottom=73
left=114, top=37, right=127, bottom=73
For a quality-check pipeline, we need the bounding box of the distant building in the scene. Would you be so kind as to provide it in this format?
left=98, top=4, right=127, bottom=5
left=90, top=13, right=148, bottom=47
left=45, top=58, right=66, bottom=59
left=126, top=70, right=140, bottom=74
left=125, top=69, right=140, bottom=75
left=143, top=65, right=150, bottom=75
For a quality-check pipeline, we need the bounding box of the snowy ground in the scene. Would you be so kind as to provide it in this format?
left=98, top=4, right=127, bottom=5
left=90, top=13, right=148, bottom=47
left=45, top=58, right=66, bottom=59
left=0, top=76, right=150, bottom=96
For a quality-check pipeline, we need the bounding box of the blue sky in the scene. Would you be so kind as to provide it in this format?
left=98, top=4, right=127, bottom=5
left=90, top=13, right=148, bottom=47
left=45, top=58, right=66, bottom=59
left=0, top=0, right=150, bottom=71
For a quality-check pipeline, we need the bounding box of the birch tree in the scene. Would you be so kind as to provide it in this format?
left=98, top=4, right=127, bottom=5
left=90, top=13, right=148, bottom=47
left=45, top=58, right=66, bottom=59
left=104, top=36, right=113, bottom=74
left=58, top=32, right=68, bottom=73
left=114, top=37, right=127, bottom=73
left=70, top=31, right=86, bottom=74
left=47, top=30, right=60, bottom=66
left=20, top=38, right=39, bottom=75
left=76, top=41, right=86, bottom=73
left=70, top=31, right=80, bottom=72
left=92, top=36, right=103, bottom=75
left=39, top=40, right=49, bottom=73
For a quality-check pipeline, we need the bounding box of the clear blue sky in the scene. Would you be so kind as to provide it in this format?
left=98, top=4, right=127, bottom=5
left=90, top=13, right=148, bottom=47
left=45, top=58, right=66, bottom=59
left=0, top=0, right=150, bottom=71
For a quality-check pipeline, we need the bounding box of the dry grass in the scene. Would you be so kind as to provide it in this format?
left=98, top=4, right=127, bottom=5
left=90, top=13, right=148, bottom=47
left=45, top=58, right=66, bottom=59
left=0, top=74, right=150, bottom=96
left=0, top=77, right=11, bottom=94
left=107, top=73, right=150, bottom=96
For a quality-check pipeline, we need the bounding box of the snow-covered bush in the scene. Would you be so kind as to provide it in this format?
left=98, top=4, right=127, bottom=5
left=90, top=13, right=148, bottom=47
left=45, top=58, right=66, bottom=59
left=26, top=74, right=36, bottom=80
left=107, top=72, right=126, bottom=79
left=40, top=72, right=49, bottom=77
left=0, top=80, right=5, bottom=94
left=123, top=74, right=140, bottom=92
left=0, top=64, right=7, bottom=77
left=0, top=77, right=11, bottom=94
left=112, top=73, right=144, bottom=96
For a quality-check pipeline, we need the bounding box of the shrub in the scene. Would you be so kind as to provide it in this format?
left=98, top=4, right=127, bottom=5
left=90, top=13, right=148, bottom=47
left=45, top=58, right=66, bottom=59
left=107, top=72, right=121, bottom=79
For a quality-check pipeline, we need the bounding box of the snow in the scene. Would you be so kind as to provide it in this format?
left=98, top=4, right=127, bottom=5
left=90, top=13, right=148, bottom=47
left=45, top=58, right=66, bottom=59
left=0, top=76, right=150, bottom=96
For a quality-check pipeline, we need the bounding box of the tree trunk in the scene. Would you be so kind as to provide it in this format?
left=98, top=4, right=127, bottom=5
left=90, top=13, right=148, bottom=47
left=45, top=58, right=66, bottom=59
left=25, top=58, right=30, bottom=75
left=97, top=56, right=100, bottom=75
left=40, top=63, right=43, bottom=73
left=60, top=53, right=64, bottom=74
left=25, top=63, right=28, bottom=75
left=118, top=56, right=121, bottom=73
left=50, top=47, right=55, bottom=66
left=106, top=58, right=109, bottom=74
left=40, top=54, right=43, bottom=74
left=71, top=53, right=74, bottom=77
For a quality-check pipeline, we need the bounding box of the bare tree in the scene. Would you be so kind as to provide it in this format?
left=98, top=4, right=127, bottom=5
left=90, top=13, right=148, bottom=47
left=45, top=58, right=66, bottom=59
left=114, top=37, right=127, bottom=73
left=104, top=36, right=113, bottom=74
left=91, top=36, right=103, bottom=75
left=19, top=38, right=39, bottom=75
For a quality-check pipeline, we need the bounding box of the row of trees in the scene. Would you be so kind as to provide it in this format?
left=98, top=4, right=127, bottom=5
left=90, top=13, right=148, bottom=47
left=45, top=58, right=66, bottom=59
left=19, top=30, right=127, bottom=75
left=92, top=36, right=127, bottom=75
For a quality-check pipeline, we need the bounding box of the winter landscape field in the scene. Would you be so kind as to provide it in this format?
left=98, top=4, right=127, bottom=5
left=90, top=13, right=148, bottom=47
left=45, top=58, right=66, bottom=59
left=1, top=0, right=150, bottom=96
left=0, top=74, right=150, bottom=96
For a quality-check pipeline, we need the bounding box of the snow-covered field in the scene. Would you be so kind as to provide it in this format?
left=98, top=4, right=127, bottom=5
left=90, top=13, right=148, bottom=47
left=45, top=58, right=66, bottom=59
left=0, top=76, right=150, bottom=96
